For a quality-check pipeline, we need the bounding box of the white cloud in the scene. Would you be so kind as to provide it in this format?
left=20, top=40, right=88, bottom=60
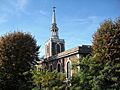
left=7, top=0, right=28, bottom=11
left=17, top=0, right=28, bottom=10
left=0, top=15, right=8, bottom=24
left=70, top=16, right=98, bottom=24
left=39, top=10, right=47, bottom=16
left=63, top=16, right=99, bottom=25
left=0, top=0, right=29, bottom=24
left=2, top=0, right=28, bottom=13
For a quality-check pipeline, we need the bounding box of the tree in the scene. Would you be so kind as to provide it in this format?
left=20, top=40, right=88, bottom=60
left=71, top=17, right=120, bottom=90
left=71, top=55, right=104, bottom=90
left=92, top=18, right=120, bottom=63
left=0, top=32, right=39, bottom=90
left=92, top=18, right=120, bottom=89
left=32, top=67, right=66, bottom=90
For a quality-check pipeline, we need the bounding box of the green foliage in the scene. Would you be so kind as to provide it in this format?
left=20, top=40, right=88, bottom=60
left=0, top=32, right=39, bottom=90
left=71, top=55, right=104, bottom=90
left=71, top=17, right=120, bottom=90
left=92, top=17, right=120, bottom=89
left=32, top=67, right=66, bottom=90
left=71, top=55, right=120, bottom=90
left=92, top=18, right=120, bottom=63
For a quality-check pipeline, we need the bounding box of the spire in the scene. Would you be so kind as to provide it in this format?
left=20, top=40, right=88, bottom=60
left=52, top=7, right=56, bottom=24
left=50, top=7, right=59, bottom=39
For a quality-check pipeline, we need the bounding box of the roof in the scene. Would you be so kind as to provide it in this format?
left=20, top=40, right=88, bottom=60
left=44, top=45, right=91, bottom=61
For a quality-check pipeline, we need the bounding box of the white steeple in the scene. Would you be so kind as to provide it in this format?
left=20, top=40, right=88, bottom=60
left=52, top=7, right=56, bottom=24
left=50, top=7, right=59, bottom=39
left=45, top=7, right=65, bottom=58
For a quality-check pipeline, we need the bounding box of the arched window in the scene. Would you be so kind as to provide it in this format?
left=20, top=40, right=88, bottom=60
left=56, top=44, right=61, bottom=54
left=57, top=64, right=61, bottom=72
left=50, top=65, right=53, bottom=72
left=67, top=62, right=71, bottom=78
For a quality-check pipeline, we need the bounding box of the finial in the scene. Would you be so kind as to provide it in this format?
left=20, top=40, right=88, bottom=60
left=53, top=7, right=56, bottom=11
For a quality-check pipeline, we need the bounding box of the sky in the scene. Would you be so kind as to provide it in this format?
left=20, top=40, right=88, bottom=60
left=0, top=0, right=120, bottom=56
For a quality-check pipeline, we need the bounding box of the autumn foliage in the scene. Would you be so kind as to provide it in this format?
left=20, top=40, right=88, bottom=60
left=92, top=18, right=120, bottom=63
left=0, top=32, right=39, bottom=90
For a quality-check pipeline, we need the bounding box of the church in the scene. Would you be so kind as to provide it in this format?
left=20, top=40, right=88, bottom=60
left=38, top=7, right=91, bottom=80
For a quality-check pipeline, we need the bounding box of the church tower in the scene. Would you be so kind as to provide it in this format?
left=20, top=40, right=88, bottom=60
left=45, top=7, right=65, bottom=58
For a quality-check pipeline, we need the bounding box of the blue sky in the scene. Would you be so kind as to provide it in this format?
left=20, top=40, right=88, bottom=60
left=0, top=0, right=120, bottom=56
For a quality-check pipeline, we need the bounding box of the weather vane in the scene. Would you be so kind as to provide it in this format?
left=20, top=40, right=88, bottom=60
left=53, top=7, right=56, bottom=11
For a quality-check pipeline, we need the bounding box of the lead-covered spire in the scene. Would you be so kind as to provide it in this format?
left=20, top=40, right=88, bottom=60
left=52, top=7, right=56, bottom=24
left=50, top=7, right=59, bottom=39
